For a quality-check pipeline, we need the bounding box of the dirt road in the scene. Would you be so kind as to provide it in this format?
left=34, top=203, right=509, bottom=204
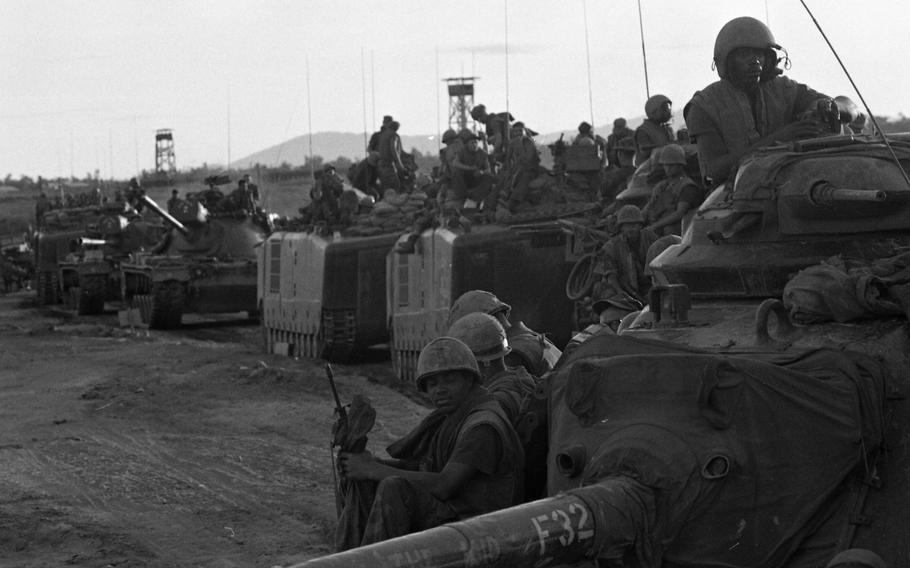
left=0, top=291, right=429, bottom=568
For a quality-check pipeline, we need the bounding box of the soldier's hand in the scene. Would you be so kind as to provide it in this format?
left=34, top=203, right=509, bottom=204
left=338, top=451, right=377, bottom=481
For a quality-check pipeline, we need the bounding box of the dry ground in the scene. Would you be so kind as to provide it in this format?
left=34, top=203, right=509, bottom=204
left=0, top=290, right=429, bottom=568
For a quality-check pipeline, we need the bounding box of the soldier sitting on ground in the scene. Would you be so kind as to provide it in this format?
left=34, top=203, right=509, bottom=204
left=336, top=336, right=524, bottom=549
left=447, top=312, right=547, bottom=500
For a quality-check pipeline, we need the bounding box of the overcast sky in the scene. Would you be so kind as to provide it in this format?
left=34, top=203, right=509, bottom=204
left=2, top=0, right=907, bottom=180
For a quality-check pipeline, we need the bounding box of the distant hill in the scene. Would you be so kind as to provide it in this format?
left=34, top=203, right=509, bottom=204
left=232, top=110, right=910, bottom=169
left=231, top=132, right=442, bottom=170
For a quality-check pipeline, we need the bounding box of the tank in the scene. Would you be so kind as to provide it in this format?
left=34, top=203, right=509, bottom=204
left=56, top=202, right=166, bottom=314
left=388, top=205, right=586, bottom=382
left=33, top=205, right=107, bottom=305
left=288, top=135, right=910, bottom=568
left=119, top=190, right=269, bottom=329
left=258, top=230, right=400, bottom=361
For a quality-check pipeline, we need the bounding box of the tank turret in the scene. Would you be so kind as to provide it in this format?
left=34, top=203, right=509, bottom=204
left=650, top=135, right=910, bottom=298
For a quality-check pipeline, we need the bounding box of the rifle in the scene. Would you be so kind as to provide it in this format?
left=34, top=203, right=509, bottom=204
left=326, top=363, right=346, bottom=518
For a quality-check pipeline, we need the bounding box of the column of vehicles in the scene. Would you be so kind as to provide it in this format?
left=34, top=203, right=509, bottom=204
left=34, top=175, right=270, bottom=326
left=35, top=119, right=910, bottom=566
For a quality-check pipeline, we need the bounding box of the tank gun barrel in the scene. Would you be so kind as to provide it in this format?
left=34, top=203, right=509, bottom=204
left=288, top=480, right=638, bottom=568
left=73, top=237, right=111, bottom=247
left=139, top=195, right=190, bottom=236
left=809, top=183, right=887, bottom=205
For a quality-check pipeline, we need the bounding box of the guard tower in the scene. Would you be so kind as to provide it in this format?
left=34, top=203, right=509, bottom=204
left=444, top=77, right=477, bottom=133
left=155, top=129, right=176, bottom=174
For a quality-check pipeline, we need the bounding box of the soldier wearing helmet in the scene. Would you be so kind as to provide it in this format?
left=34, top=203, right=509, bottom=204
left=602, top=136, right=638, bottom=201
left=337, top=336, right=524, bottom=548
left=641, top=144, right=703, bottom=236
left=634, top=94, right=675, bottom=166
left=595, top=204, right=659, bottom=303
left=447, top=312, right=537, bottom=426
left=686, top=16, right=852, bottom=186
left=447, top=313, right=549, bottom=499
left=605, top=117, right=634, bottom=169
left=470, top=103, right=514, bottom=166
left=448, top=290, right=561, bottom=374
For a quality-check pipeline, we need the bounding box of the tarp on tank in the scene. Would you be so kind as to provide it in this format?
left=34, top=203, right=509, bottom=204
left=548, top=334, right=887, bottom=567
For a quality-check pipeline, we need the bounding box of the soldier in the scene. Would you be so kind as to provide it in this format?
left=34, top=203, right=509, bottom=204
left=686, top=16, right=849, bottom=186
left=377, top=120, right=405, bottom=191
left=470, top=104, right=513, bottom=165
left=601, top=137, right=638, bottom=202
left=448, top=289, right=561, bottom=374
left=595, top=204, right=660, bottom=303
left=642, top=144, right=703, bottom=236
left=503, top=121, right=541, bottom=213
left=367, top=115, right=393, bottom=153
left=447, top=312, right=537, bottom=427
left=167, top=189, right=181, bottom=214
left=447, top=312, right=547, bottom=500
left=605, top=117, right=634, bottom=169
left=337, top=336, right=524, bottom=548
left=572, top=121, right=595, bottom=146
left=634, top=94, right=675, bottom=166
left=449, top=132, right=494, bottom=211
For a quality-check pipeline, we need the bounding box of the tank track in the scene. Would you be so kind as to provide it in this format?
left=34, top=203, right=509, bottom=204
left=149, top=280, right=185, bottom=330
left=76, top=274, right=107, bottom=315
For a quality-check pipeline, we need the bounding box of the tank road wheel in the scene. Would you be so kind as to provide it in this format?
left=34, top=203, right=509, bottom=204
left=149, top=280, right=185, bottom=330
left=76, top=275, right=107, bottom=315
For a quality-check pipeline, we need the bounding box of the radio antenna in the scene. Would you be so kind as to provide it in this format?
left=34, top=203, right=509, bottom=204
left=799, top=0, right=910, bottom=189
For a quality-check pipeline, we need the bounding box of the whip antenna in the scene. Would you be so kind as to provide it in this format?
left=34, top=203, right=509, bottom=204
left=636, top=0, right=650, bottom=99
left=361, top=47, right=368, bottom=157
left=306, top=55, right=315, bottom=187
left=799, top=0, right=910, bottom=189
left=582, top=0, right=595, bottom=128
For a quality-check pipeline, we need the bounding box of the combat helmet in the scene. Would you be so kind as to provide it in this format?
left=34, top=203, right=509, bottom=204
left=504, top=325, right=548, bottom=376
left=658, top=143, right=687, bottom=166
left=442, top=128, right=459, bottom=144
left=415, top=336, right=480, bottom=392
left=448, top=290, right=511, bottom=328
left=615, top=204, right=645, bottom=226
left=713, top=16, right=781, bottom=80
left=447, top=312, right=511, bottom=362
left=644, top=94, right=672, bottom=121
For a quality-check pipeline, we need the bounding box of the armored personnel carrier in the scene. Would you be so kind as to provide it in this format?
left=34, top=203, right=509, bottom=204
left=120, top=187, right=268, bottom=329
left=259, top=230, right=400, bottom=361
left=57, top=202, right=166, bottom=314
left=388, top=204, right=591, bottom=381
